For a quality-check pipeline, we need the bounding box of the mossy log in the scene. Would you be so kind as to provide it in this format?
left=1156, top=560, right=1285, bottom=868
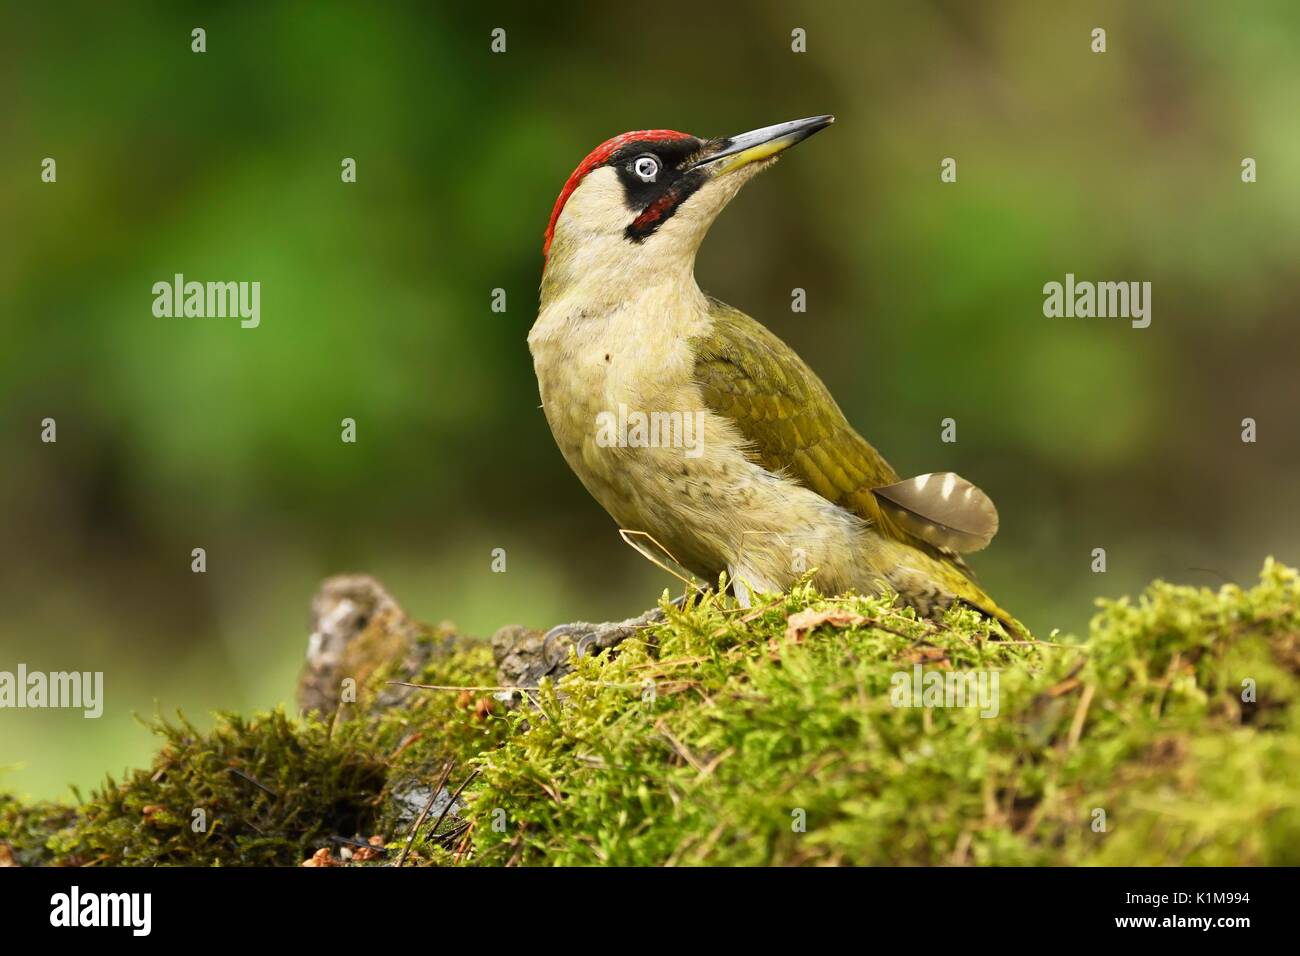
left=3, top=560, right=1298, bottom=866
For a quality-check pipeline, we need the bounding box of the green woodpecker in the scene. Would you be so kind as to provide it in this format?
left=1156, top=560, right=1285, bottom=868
left=529, top=115, right=1017, bottom=637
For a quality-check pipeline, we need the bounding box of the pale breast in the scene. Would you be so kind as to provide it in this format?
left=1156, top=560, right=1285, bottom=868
left=531, top=299, right=706, bottom=535
left=530, top=298, right=865, bottom=589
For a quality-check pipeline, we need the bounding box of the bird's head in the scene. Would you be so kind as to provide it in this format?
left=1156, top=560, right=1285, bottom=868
left=541, top=115, right=834, bottom=299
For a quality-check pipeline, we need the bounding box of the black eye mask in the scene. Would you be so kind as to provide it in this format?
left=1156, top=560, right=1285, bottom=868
left=608, top=138, right=708, bottom=243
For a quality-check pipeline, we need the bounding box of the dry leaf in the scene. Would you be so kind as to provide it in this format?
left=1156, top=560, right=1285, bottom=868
left=784, top=608, right=868, bottom=643
left=903, top=645, right=951, bottom=668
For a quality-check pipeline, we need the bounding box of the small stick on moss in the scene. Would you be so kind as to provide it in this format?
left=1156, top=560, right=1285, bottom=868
left=950, top=828, right=973, bottom=866
left=696, top=746, right=734, bottom=781
left=1151, top=652, right=1182, bottom=720
left=429, top=769, right=480, bottom=842
left=1045, top=658, right=1088, bottom=699
left=434, top=820, right=471, bottom=846
left=397, top=759, right=454, bottom=867
left=736, top=597, right=785, bottom=623
left=628, top=656, right=711, bottom=671
left=226, top=767, right=278, bottom=799
left=865, top=617, right=934, bottom=641
left=388, top=681, right=528, bottom=693
left=391, top=731, right=424, bottom=759
left=692, top=820, right=728, bottom=863
left=452, top=821, right=475, bottom=864
left=1001, top=640, right=1078, bottom=648
left=330, top=835, right=388, bottom=855
left=1066, top=683, right=1096, bottom=750
left=655, top=718, right=707, bottom=774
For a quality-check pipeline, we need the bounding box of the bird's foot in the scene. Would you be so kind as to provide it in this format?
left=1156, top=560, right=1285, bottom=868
left=540, top=606, right=665, bottom=672
left=492, top=591, right=714, bottom=692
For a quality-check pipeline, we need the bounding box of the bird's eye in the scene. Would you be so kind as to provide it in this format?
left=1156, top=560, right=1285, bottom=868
left=632, top=156, right=660, bottom=182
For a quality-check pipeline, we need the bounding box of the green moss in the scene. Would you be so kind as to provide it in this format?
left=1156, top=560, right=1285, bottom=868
left=0, top=793, right=77, bottom=867
left=4, top=560, right=1298, bottom=866
left=1, top=635, right=507, bottom=867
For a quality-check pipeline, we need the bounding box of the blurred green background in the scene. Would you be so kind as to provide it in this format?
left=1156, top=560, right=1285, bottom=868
left=2, top=1, right=1298, bottom=800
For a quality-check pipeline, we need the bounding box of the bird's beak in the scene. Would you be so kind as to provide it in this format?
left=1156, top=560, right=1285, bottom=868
left=688, top=114, right=835, bottom=176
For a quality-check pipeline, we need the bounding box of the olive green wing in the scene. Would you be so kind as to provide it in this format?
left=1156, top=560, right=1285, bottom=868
left=692, top=300, right=1000, bottom=555
left=691, top=301, right=1020, bottom=631
left=690, top=299, right=906, bottom=537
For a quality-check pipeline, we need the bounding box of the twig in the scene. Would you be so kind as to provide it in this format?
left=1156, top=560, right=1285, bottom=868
left=866, top=618, right=930, bottom=641
left=1066, top=684, right=1096, bottom=751
left=1151, top=651, right=1182, bottom=720
left=387, top=681, right=529, bottom=693
left=654, top=718, right=706, bottom=774
left=428, top=770, right=481, bottom=845
left=618, top=529, right=705, bottom=594
left=734, top=597, right=785, bottom=622
left=452, top=822, right=475, bottom=864
left=950, top=828, right=973, bottom=866
left=391, top=731, right=423, bottom=759
left=433, top=820, right=471, bottom=846
left=696, top=746, right=734, bottom=781
left=1001, top=640, right=1081, bottom=648
left=226, top=767, right=278, bottom=799
left=330, top=835, right=388, bottom=854
left=397, top=759, right=454, bottom=867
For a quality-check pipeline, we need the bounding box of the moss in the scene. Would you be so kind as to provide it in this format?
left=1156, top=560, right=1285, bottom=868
left=0, top=794, right=77, bottom=867
left=4, top=560, right=1298, bottom=866
left=1, top=636, right=507, bottom=867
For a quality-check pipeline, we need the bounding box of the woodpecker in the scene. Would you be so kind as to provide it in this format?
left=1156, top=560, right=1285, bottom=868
left=529, top=115, right=1018, bottom=638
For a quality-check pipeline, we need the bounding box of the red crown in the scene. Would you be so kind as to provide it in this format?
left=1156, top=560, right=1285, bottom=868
left=543, top=129, right=692, bottom=262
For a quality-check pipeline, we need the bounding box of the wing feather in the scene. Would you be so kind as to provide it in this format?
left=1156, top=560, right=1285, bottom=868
left=691, top=300, right=900, bottom=530
left=691, top=300, right=999, bottom=558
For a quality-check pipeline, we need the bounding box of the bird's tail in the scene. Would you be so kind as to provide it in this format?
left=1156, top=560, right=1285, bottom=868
left=945, top=567, right=1028, bottom=638
left=886, top=548, right=1028, bottom=639
left=961, top=584, right=1027, bottom=639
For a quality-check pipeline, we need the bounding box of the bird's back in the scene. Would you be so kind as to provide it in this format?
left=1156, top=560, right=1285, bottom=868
left=692, top=300, right=1018, bottom=629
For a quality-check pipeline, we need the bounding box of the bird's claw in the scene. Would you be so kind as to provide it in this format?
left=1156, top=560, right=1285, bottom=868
left=539, top=607, right=670, bottom=673
left=540, top=623, right=582, bottom=671
left=540, top=622, right=632, bottom=671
